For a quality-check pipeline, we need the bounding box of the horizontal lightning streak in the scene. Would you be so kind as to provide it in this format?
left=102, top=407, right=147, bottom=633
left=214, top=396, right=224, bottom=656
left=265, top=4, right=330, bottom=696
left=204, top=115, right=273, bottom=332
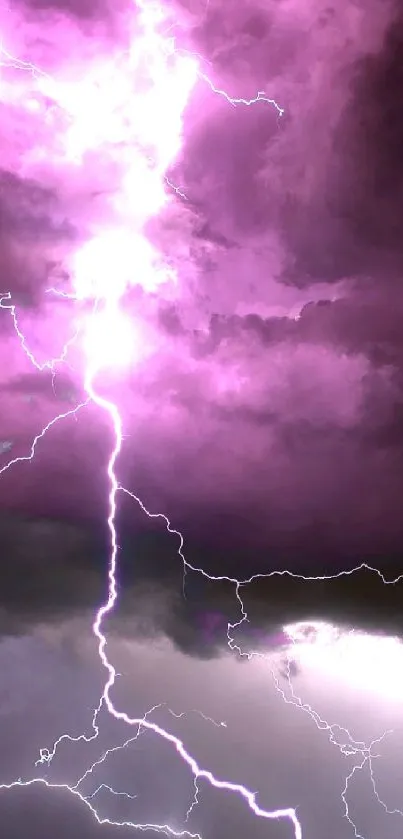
left=87, top=783, right=138, bottom=801
left=0, top=777, right=203, bottom=838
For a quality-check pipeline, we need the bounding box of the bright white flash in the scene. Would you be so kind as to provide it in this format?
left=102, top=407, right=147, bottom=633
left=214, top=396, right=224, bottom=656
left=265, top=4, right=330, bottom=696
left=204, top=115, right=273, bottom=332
left=84, top=305, right=136, bottom=372
left=286, top=620, right=403, bottom=702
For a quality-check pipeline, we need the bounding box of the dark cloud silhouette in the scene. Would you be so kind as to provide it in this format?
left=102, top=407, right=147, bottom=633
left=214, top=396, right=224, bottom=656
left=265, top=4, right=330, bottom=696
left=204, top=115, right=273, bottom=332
left=1, top=504, right=403, bottom=665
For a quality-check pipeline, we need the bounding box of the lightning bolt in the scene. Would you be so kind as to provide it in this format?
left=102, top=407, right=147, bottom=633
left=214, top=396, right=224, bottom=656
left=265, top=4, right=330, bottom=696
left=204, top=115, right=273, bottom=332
left=0, top=3, right=400, bottom=838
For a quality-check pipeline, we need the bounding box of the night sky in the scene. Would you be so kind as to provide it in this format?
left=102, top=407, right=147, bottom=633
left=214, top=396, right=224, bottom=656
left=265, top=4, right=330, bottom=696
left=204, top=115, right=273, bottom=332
left=1, top=0, right=403, bottom=837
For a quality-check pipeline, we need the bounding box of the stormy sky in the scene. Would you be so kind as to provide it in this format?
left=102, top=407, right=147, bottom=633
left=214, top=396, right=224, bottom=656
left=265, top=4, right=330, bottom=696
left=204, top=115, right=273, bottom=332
left=1, top=0, right=403, bottom=837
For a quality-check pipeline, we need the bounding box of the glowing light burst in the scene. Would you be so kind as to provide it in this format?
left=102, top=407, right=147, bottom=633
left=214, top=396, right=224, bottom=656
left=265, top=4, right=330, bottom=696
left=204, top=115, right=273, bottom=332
left=0, top=2, right=400, bottom=839
left=284, top=620, right=403, bottom=702
left=84, top=304, right=135, bottom=372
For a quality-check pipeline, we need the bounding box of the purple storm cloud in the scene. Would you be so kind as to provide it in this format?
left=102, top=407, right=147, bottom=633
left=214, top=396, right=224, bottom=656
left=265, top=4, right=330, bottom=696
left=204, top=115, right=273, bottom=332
left=1, top=1, right=403, bottom=839
left=1, top=0, right=403, bottom=574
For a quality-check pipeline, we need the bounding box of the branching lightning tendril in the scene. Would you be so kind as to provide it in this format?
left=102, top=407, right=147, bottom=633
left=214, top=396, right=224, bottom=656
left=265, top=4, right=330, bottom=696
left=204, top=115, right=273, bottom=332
left=0, top=2, right=400, bottom=838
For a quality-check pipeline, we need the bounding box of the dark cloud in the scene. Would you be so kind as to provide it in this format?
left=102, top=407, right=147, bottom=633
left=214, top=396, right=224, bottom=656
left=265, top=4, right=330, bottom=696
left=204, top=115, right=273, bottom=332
left=0, top=170, right=72, bottom=242
left=1, top=505, right=403, bottom=665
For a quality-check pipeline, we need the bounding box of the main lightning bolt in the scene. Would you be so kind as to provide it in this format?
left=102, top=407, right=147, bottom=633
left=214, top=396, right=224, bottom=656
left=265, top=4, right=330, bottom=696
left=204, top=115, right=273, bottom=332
left=0, top=3, right=400, bottom=838
left=0, top=2, right=301, bottom=838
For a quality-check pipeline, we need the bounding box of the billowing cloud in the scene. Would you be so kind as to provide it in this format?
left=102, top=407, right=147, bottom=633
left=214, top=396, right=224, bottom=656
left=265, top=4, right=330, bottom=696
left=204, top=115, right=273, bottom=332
left=0, top=0, right=403, bottom=606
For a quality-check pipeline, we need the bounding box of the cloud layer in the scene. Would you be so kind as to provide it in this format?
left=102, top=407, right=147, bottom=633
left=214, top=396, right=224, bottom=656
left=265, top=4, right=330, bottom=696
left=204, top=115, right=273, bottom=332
left=1, top=0, right=403, bottom=585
